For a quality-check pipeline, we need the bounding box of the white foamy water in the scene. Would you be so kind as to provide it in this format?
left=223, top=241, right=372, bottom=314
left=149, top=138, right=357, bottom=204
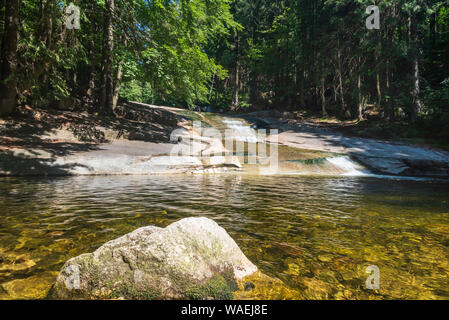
left=223, top=119, right=259, bottom=143
left=324, top=156, right=440, bottom=181
left=326, top=156, right=371, bottom=176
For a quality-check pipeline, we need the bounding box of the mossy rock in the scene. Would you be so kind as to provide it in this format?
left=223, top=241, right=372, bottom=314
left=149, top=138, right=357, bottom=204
left=49, top=217, right=257, bottom=300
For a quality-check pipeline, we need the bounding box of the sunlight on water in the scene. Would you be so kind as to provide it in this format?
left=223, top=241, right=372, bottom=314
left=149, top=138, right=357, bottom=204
left=1, top=175, right=448, bottom=300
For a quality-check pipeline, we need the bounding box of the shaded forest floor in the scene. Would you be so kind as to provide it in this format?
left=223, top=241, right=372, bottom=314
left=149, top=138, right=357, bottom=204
left=0, top=102, right=187, bottom=152
left=303, top=116, right=449, bottom=152
left=244, top=108, right=449, bottom=152
left=0, top=103, right=194, bottom=176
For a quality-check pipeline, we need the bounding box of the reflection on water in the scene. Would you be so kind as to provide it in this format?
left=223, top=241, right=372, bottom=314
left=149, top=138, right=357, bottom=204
left=0, top=175, right=449, bottom=299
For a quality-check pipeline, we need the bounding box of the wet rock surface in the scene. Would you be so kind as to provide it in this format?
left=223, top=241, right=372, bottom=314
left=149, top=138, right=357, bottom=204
left=265, top=119, right=449, bottom=178
left=1, top=272, right=58, bottom=300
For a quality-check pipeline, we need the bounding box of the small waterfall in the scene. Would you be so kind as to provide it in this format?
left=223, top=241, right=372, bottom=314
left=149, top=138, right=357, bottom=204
left=326, top=156, right=371, bottom=176
left=209, top=115, right=377, bottom=177
left=222, top=119, right=259, bottom=143
left=199, top=114, right=442, bottom=180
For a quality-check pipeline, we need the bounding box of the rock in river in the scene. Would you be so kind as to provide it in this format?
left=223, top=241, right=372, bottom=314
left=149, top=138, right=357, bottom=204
left=49, top=217, right=258, bottom=300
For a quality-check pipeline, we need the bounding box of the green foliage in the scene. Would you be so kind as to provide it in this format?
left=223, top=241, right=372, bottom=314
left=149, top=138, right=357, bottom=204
left=119, top=80, right=153, bottom=104
left=422, top=78, right=449, bottom=140
left=15, top=1, right=87, bottom=106
left=1, top=0, right=237, bottom=111
left=1, top=0, right=448, bottom=139
left=119, top=0, right=236, bottom=108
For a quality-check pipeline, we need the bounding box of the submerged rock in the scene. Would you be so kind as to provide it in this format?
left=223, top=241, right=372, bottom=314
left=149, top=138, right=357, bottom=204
left=49, top=217, right=258, bottom=300
left=1, top=272, right=58, bottom=300
left=233, top=271, right=302, bottom=300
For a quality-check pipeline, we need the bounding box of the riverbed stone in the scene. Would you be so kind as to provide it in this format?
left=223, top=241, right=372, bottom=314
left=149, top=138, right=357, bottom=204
left=49, top=217, right=258, bottom=300
left=233, top=271, right=302, bottom=300
left=0, top=252, right=37, bottom=274
left=1, top=272, right=58, bottom=299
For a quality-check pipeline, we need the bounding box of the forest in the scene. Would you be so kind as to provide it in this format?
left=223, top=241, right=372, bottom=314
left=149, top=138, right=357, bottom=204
left=1, top=0, right=448, bottom=140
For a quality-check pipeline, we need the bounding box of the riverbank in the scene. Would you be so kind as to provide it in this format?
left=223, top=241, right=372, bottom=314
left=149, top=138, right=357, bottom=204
left=2, top=103, right=449, bottom=178
left=0, top=103, right=240, bottom=176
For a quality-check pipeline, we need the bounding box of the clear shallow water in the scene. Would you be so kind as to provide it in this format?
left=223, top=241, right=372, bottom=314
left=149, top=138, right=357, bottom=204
left=1, top=175, right=449, bottom=299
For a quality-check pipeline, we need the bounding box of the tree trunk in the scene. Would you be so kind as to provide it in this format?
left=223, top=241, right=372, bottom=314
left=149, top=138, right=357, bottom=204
left=299, top=70, right=305, bottom=108
left=112, top=32, right=127, bottom=111
left=337, top=42, right=348, bottom=118
left=232, top=32, right=240, bottom=107
left=86, top=2, right=97, bottom=101
left=333, top=82, right=337, bottom=103
left=101, top=0, right=115, bottom=112
left=357, top=59, right=363, bottom=121
left=209, top=75, right=215, bottom=101
left=0, top=0, right=5, bottom=45
left=38, top=1, right=52, bottom=47
left=411, top=52, right=422, bottom=118
left=410, top=13, right=422, bottom=120
left=321, top=76, right=326, bottom=116
left=36, top=0, right=53, bottom=93
left=0, top=0, right=19, bottom=117
left=112, top=59, right=123, bottom=110
left=385, top=58, right=393, bottom=119
left=375, top=71, right=381, bottom=105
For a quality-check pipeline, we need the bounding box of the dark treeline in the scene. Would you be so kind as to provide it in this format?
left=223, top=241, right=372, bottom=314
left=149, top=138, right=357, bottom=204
left=210, top=0, right=449, bottom=135
left=0, top=1, right=448, bottom=139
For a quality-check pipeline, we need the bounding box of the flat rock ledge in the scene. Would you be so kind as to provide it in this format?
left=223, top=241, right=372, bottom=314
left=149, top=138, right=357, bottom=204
left=48, top=217, right=258, bottom=300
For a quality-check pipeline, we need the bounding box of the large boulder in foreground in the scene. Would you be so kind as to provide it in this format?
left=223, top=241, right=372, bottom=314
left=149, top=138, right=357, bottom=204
left=49, top=217, right=258, bottom=300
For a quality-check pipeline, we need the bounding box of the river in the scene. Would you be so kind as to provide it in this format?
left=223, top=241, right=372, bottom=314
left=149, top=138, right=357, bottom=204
left=1, top=174, right=449, bottom=299
left=1, top=113, right=449, bottom=299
